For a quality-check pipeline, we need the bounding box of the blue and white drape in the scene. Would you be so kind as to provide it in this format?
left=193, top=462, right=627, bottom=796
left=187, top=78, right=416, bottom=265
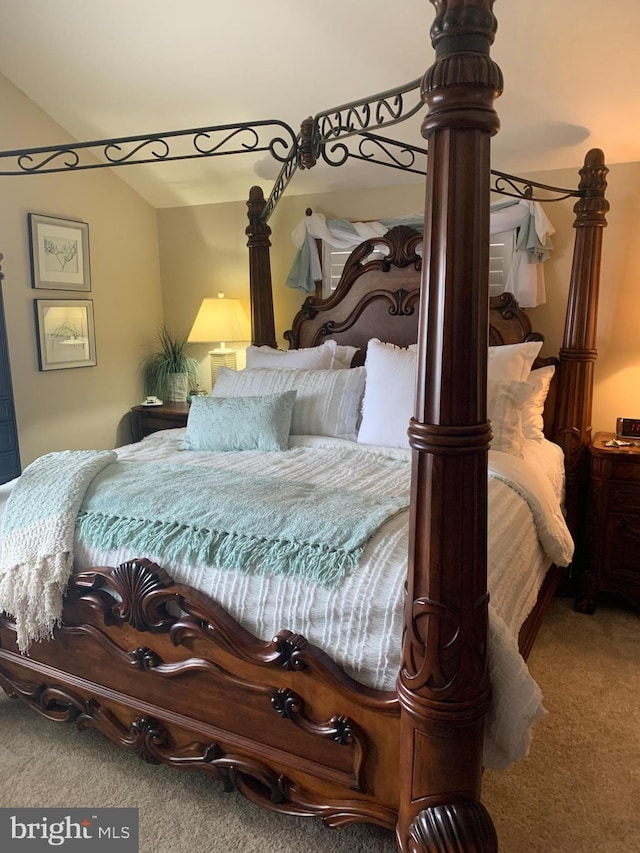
left=286, top=200, right=555, bottom=308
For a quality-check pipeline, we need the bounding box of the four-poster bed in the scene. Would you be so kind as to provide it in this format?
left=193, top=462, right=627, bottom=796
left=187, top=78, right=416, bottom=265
left=0, top=2, right=608, bottom=851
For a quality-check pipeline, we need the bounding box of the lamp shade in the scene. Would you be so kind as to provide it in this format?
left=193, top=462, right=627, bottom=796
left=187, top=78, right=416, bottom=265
left=187, top=294, right=251, bottom=344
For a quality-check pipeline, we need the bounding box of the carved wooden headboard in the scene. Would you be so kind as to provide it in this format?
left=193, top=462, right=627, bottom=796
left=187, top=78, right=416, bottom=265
left=284, top=225, right=545, bottom=364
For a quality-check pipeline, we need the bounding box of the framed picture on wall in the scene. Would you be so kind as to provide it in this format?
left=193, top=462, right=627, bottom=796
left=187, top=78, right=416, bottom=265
left=34, top=298, right=97, bottom=371
left=28, top=213, right=91, bottom=291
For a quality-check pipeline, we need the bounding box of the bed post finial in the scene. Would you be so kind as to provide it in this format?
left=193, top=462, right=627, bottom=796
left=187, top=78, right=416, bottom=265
left=553, top=148, right=609, bottom=603
left=396, top=1, right=500, bottom=850
left=246, top=186, right=277, bottom=349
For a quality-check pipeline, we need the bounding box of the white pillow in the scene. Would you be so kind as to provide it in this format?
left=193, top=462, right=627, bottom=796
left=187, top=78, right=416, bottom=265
left=487, top=378, right=534, bottom=456
left=522, top=365, right=555, bottom=441
left=488, top=341, right=542, bottom=382
left=212, top=366, right=366, bottom=440
left=245, top=340, right=358, bottom=370
left=245, top=343, right=333, bottom=370
left=325, top=339, right=359, bottom=369
left=357, top=339, right=417, bottom=449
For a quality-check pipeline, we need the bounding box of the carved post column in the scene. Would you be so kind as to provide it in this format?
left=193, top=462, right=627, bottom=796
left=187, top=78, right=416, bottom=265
left=396, top=2, right=502, bottom=851
left=552, top=150, right=609, bottom=598
left=246, top=186, right=277, bottom=348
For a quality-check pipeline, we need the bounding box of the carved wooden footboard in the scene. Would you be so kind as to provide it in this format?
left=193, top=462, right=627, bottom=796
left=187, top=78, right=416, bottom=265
left=0, top=559, right=402, bottom=829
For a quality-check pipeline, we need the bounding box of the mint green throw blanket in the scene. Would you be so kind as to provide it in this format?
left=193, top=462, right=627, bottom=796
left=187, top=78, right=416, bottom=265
left=0, top=449, right=117, bottom=652
left=78, top=460, right=409, bottom=588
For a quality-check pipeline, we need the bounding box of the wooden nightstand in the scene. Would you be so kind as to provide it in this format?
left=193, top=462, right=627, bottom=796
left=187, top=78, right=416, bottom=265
left=576, top=431, right=640, bottom=614
left=130, top=402, right=189, bottom=442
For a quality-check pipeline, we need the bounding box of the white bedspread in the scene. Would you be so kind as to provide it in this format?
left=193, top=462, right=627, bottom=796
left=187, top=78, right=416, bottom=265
left=0, top=431, right=572, bottom=770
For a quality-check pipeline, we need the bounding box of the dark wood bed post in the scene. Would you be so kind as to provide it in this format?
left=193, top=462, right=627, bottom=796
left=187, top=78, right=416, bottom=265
left=396, top=2, right=501, bottom=850
left=552, top=149, right=609, bottom=592
left=246, top=185, right=278, bottom=348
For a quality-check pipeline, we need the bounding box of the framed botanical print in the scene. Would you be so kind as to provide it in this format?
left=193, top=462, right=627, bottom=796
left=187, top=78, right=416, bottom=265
left=28, top=213, right=91, bottom=291
left=34, top=299, right=97, bottom=371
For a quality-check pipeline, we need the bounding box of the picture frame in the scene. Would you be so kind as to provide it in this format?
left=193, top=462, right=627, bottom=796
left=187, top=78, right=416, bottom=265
left=28, top=213, right=91, bottom=291
left=34, top=299, right=97, bottom=371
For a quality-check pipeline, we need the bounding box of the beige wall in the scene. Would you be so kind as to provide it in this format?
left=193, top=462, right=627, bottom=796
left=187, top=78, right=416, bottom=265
left=157, top=182, right=427, bottom=389
left=158, top=157, right=639, bottom=435
left=0, top=74, right=163, bottom=467
left=157, top=199, right=254, bottom=386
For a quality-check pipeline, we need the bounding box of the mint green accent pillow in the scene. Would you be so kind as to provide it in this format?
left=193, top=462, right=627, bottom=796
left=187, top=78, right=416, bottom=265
left=181, top=391, right=297, bottom=452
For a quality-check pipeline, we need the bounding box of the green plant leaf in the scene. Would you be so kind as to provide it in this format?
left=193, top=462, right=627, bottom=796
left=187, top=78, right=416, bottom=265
left=141, top=325, right=200, bottom=398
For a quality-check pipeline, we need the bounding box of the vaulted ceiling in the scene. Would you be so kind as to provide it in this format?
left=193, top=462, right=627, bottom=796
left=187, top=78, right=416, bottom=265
left=0, top=1, right=636, bottom=208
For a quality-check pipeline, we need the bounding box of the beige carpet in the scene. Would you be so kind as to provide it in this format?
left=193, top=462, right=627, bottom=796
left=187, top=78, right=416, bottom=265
left=0, top=595, right=638, bottom=853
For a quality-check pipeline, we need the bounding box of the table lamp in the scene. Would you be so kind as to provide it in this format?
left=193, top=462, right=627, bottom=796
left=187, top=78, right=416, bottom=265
left=187, top=293, right=251, bottom=387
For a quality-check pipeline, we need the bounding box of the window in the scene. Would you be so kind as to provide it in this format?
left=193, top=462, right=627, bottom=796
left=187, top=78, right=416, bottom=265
left=322, top=241, right=353, bottom=297
left=321, top=228, right=517, bottom=299
left=489, top=229, right=516, bottom=296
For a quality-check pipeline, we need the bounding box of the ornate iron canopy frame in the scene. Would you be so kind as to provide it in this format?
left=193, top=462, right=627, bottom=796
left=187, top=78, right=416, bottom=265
left=0, top=76, right=584, bottom=222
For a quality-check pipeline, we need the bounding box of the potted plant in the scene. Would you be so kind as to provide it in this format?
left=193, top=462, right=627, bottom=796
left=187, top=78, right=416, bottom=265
left=141, top=325, right=200, bottom=402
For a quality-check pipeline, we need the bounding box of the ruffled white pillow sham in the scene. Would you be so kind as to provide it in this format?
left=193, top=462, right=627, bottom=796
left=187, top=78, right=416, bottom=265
left=245, top=340, right=358, bottom=371
left=357, top=339, right=546, bottom=453
left=357, top=339, right=416, bottom=449
left=488, top=341, right=542, bottom=381
left=487, top=379, right=534, bottom=456
left=523, top=365, right=555, bottom=441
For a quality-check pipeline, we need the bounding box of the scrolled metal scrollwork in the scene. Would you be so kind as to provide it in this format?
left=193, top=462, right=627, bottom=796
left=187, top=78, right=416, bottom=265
left=103, top=137, right=170, bottom=165
left=491, top=169, right=578, bottom=203
left=262, top=149, right=299, bottom=223
left=353, top=132, right=426, bottom=174
left=17, top=148, right=81, bottom=173
left=0, top=119, right=298, bottom=177
left=314, top=78, right=423, bottom=146
left=320, top=132, right=426, bottom=174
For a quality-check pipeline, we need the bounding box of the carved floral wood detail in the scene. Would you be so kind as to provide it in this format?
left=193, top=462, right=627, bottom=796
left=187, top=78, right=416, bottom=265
left=69, top=560, right=397, bottom=713
left=270, top=687, right=366, bottom=791
left=0, top=668, right=394, bottom=829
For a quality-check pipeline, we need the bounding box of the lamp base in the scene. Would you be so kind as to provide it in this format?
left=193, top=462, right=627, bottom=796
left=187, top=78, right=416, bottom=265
left=209, top=348, right=237, bottom=388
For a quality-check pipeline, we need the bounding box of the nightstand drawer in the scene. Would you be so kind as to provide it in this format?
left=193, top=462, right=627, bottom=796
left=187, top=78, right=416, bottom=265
left=609, top=485, right=640, bottom=514
left=130, top=403, right=190, bottom=441
left=137, top=413, right=184, bottom=433
left=590, top=456, right=640, bottom=483
left=601, top=513, right=640, bottom=583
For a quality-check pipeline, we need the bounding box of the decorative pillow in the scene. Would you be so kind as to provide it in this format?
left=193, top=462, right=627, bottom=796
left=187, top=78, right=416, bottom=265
left=212, top=366, right=366, bottom=440
left=522, top=365, right=555, bottom=441
left=487, top=379, right=534, bottom=456
left=182, top=391, right=297, bottom=452
left=357, top=339, right=417, bottom=449
left=245, top=343, right=333, bottom=370
left=325, top=339, right=359, bottom=369
left=488, top=341, right=543, bottom=382
left=245, top=340, right=358, bottom=370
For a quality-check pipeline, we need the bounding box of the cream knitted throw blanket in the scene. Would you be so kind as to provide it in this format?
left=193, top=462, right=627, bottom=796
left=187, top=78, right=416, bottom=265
left=0, top=449, right=116, bottom=653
